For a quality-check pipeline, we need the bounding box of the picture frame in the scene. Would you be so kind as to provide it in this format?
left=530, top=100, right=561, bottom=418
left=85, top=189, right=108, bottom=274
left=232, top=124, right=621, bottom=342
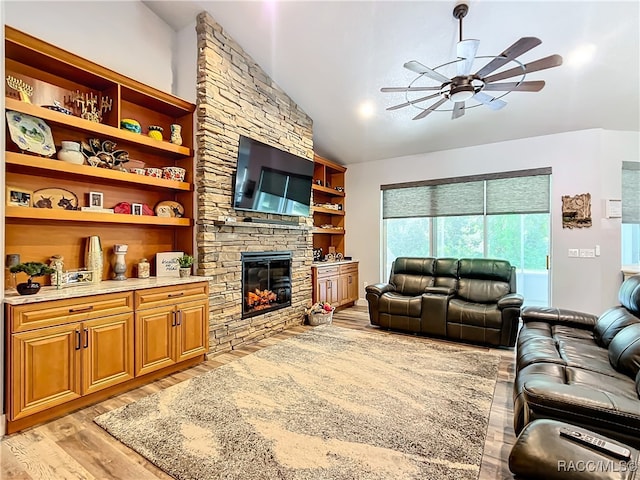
left=156, top=251, right=183, bottom=277
left=131, top=203, right=143, bottom=215
left=7, top=186, right=32, bottom=207
left=89, top=191, right=104, bottom=209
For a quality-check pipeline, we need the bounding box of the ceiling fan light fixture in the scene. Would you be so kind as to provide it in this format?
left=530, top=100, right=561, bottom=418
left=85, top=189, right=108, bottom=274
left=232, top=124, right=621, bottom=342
left=448, top=85, right=475, bottom=102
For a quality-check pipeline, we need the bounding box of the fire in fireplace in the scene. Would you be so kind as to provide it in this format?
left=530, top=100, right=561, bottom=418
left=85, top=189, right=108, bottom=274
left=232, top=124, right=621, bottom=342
left=241, top=251, right=292, bottom=318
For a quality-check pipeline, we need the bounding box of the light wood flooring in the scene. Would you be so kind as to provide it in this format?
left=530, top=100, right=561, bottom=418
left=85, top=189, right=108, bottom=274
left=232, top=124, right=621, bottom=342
left=0, top=306, right=517, bottom=479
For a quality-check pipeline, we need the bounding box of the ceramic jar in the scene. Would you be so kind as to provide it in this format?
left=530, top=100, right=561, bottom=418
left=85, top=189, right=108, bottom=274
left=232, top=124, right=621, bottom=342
left=137, top=258, right=150, bottom=279
left=148, top=125, right=163, bottom=141
left=145, top=167, right=163, bottom=178
left=170, top=124, right=182, bottom=145
left=58, top=141, right=85, bottom=165
left=162, top=166, right=186, bottom=181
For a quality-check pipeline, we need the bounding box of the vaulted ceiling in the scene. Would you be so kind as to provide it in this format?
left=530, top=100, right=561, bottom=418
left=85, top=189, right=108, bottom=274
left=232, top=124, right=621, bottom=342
left=144, top=1, right=640, bottom=165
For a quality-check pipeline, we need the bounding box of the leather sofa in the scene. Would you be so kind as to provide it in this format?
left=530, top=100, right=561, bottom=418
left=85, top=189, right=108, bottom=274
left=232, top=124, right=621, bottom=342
left=513, top=274, right=640, bottom=448
left=365, top=257, right=523, bottom=347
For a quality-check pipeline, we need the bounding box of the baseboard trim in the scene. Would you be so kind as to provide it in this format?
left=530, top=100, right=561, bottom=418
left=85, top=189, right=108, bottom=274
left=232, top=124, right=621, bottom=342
left=356, top=297, right=368, bottom=307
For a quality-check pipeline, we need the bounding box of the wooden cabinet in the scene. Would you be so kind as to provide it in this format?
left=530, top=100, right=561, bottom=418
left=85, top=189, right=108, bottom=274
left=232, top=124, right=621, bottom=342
left=7, top=292, right=134, bottom=421
left=312, top=262, right=359, bottom=309
left=135, top=284, right=209, bottom=376
left=312, top=154, right=346, bottom=256
left=4, top=281, right=209, bottom=432
left=4, top=26, right=195, bottom=282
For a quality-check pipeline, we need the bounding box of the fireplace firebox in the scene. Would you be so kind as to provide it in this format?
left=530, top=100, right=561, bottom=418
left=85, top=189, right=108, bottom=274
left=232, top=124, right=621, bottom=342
left=242, top=251, right=292, bottom=318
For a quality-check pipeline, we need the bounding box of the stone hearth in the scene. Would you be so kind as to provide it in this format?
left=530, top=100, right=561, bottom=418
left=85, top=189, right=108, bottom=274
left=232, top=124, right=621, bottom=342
left=195, top=12, right=314, bottom=353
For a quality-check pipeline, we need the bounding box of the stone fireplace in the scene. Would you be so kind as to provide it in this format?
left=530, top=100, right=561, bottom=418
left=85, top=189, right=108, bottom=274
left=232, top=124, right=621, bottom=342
left=196, top=12, right=314, bottom=353
left=242, top=251, right=292, bottom=318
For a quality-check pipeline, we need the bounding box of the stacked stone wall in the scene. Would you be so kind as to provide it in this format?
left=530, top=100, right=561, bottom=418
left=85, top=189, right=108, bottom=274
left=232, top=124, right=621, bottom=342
left=196, top=12, right=314, bottom=353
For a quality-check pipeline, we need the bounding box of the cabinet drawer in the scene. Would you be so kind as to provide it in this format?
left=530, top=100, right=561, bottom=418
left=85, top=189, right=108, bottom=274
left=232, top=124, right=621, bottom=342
left=339, top=263, right=358, bottom=274
left=314, top=265, right=340, bottom=277
left=9, top=292, right=133, bottom=333
left=135, top=282, right=209, bottom=310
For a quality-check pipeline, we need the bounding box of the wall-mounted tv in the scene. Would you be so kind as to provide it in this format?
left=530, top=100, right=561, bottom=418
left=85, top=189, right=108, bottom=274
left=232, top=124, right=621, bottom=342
left=233, top=135, right=314, bottom=216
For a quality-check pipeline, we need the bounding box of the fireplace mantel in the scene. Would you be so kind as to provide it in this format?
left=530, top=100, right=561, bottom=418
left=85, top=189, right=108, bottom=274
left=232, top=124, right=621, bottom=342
left=213, top=220, right=312, bottom=231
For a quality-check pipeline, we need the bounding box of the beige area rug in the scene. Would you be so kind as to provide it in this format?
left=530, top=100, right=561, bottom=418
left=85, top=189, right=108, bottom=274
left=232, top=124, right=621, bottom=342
left=95, top=325, right=499, bottom=480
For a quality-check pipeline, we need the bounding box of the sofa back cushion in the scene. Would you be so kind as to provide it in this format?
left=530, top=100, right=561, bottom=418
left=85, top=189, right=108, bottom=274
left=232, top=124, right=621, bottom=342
left=390, top=257, right=436, bottom=296
left=619, top=275, right=640, bottom=315
left=594, top=306, right=640, bottom=347
left=608, top=323, right=640, bottom=378
left=456, top=258, right=512, bottom=303
left=434, top=258, right=459, bottom=289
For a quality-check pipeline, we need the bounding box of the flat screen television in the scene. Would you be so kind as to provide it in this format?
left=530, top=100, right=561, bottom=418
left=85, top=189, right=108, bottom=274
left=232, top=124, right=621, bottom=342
left=233, top=135, right=314, bottom=216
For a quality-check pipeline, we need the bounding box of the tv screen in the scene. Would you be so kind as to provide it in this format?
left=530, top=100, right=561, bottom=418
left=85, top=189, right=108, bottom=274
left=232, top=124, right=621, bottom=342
left=233, top=135, right=313, bottom=216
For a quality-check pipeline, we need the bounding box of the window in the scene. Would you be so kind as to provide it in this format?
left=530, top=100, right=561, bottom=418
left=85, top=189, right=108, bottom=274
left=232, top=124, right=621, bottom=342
left=622, top=161, right=640, bottom=265
left=382, top=169, right=551, bottom=306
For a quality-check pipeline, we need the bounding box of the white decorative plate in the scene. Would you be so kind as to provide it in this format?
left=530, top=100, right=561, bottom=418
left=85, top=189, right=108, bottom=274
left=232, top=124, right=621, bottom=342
left=6, top=110, right=56, bottom=157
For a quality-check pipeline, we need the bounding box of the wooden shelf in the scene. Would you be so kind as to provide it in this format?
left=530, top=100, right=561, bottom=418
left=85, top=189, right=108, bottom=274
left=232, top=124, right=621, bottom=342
left=312, top=206, right=345, bottom=216
left=5, top=152, right=191, bottom=191
left=312, top=227, right=345, bottom=235
left=5, top=206, right=191, bottom=226
left=312, top=184, right=345, bottom=197
left=5, top=98, right=192, bottom=157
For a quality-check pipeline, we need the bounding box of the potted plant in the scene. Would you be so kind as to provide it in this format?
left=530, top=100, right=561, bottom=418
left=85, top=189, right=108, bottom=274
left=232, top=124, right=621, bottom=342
left=9, top=261, right=55, bottom=295
left=177, top=254, right=194, bottom=278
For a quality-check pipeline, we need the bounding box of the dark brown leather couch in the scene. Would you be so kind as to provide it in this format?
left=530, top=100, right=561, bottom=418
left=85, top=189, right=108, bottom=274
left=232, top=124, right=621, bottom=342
left=513, top=275, right=640, bottom=448
left=365, top=257, right=523, bottom=347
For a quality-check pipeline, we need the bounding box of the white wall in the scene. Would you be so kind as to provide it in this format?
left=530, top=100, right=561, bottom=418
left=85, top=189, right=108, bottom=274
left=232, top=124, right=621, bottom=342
left=3, top=1, right=175, bottom=93
left=346, top=129, right=640, bottom=315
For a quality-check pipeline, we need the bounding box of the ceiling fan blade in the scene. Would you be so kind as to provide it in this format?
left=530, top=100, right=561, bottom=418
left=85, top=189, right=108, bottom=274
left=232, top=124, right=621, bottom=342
left=380, top=86, right=442, bottom=93
left=412, top=97, right=448, bottom=120
left=452, top=102, right=465, bottom=119
left=475, top=37, right=542, bottom=78
left=387, top=93, right=442, bottom=111
left=456, top=39, right=480, bottom=76
left=474, top=92, right=507, bottom=111
left=404, top=60, right=451, bottom=84
left=483, top=80, right=545, bottom=92
left=483, top=54, right=563, bottom=83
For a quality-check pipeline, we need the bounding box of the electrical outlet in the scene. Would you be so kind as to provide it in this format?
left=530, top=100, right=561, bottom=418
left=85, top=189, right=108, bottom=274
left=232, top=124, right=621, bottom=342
left=584, top=249, right=595, bottom=258
left=568, top=249, right=579, bottom=257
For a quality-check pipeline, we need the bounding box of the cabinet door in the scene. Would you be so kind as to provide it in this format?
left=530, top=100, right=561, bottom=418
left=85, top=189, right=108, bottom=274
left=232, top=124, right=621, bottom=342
left=135, top=305, right=175, bottom=376
left=11, top=323, right=82, bottom=420
left=347, top=271, right=359, bottom=303
left=317, top=276, right=339, bottom=304
left=82, top=313, right=135, bottom=395
left=338, top=273, right=350, bottom=305
left=175, top=299, right=208, bottom=363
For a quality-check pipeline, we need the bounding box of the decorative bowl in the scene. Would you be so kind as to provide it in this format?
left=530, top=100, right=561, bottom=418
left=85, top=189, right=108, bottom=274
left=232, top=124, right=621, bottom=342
left=120, top=118, right=141, bottom=134
left=162, top=166, right=186, bottom=182
left=145, top=167, right=163, bottom=178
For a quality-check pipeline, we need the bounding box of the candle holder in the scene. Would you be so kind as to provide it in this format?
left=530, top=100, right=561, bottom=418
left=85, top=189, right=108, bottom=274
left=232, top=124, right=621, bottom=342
left=113, top=244, right=128, bottom=280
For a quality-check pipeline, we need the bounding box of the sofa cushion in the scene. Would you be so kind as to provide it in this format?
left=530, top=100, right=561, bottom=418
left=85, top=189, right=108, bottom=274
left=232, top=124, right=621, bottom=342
left=447, top=298, right=503, bottom=329
left=379, top=292, right=423, bottom=317
left=433, top=257, right=458, bottom=289
left=608, top=323, right=640, bottom=378
left=619, top=275, right=640, bottom=315
left=457, top=278, right=510, bottom=303
left=389, top=257, right=436, bottom=296
left=593, top=306, right=640, bottom=348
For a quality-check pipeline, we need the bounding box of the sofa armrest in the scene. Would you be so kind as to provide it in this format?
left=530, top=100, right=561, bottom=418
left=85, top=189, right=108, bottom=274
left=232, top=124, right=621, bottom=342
left=521, top=306, right=597, bottom=330
left=365, top=283, right=394, bottom=297
left=497, top=293, right=524, bottom=309
left=424, top=286, right=455, bottom=295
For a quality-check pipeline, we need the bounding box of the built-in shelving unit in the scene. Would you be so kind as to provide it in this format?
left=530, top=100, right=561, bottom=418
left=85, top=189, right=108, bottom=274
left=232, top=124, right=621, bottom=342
left=4, top=25, right=196, bottom=281
left=312, top=154, right=347, bottom=255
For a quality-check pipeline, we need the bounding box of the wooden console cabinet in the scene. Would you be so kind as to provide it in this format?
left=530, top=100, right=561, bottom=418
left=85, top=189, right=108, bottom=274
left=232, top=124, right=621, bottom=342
left=4, top=280, right=209, bottom=433
left=312, top=261, right=359, bottom=309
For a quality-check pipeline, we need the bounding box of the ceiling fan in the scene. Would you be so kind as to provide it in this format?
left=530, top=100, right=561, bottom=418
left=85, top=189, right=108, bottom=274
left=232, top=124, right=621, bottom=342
left=381, top=2, right=563, bottom=120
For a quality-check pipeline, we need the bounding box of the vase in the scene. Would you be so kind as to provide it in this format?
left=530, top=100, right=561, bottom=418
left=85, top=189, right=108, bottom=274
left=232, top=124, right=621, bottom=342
left=57, top=141, right=85, bottom=165
left=179, top=267, right=191, bottom=278
left=170, top=124, right=182, bottom=145
left=17, top=280, right=41, bottom=295
left=85, top=236, right=103, bottom=282
left=49, top=254, right=64, bottom=288
left=148, top=125, right=163, bottom=141
left=113, top=244, right=128, bottom=280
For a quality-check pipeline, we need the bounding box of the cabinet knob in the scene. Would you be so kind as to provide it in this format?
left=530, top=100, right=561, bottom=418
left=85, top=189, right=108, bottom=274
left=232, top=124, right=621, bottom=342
left=69, top=306, right=94, bottom=313
left=168, top=292, right=184, bottom=298
left=171, top=311, right=177, bottom=327
left=83, top=328, right=89, bottom=348
left=75, top=330, right=81, bottom=350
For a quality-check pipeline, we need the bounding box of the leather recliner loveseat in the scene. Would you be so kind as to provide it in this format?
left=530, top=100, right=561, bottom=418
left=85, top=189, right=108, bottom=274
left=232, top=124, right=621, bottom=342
left=365, top=257, right=523, bottom=347
left=513, top=274, right=640, bottom=448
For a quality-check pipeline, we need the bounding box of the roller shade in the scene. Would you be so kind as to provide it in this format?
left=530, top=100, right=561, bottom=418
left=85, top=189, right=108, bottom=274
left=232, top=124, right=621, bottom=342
left=486, top=175, right=550, bottom=214
left=622, top=161, right=640, bottom=224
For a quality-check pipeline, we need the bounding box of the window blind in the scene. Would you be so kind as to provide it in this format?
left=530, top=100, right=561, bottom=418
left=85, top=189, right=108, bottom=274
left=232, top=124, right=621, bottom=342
left=382, top=168, right=551, bottom=219
left=622, top=161, right=640, bottom=224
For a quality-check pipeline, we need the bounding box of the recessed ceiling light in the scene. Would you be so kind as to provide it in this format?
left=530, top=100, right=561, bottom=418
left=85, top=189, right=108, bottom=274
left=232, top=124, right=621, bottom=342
left=358, top=101, right=375, bottom=119
left=567, top=44, right=596, bottom=67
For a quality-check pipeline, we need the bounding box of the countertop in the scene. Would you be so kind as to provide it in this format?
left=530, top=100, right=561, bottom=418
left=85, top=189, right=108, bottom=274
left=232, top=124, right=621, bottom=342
left=4, top=276, right=213, bottom=305
left=312, top=259, right=359, bottom=267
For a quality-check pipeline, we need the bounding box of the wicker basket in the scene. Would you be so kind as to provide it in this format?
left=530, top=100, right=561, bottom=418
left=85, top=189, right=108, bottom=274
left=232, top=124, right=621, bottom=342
left=308, top=309, right=334, bottom=326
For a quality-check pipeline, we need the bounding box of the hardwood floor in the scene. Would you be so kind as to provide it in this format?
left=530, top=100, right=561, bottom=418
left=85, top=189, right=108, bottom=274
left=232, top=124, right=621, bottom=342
left=0, top=306, right=517, bottom=479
